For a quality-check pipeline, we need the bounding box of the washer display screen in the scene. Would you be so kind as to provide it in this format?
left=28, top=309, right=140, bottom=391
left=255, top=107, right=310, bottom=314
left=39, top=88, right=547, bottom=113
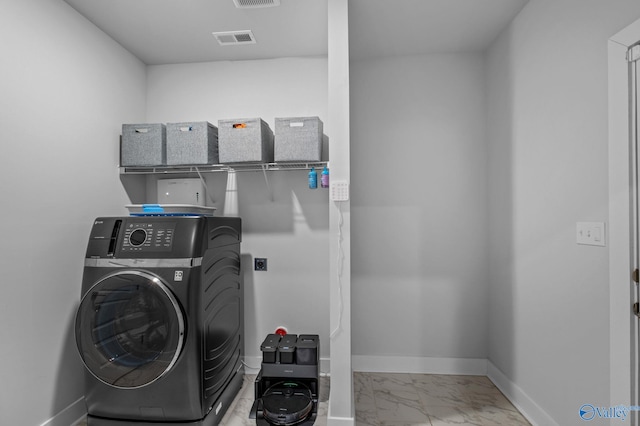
left=129, top=228, right=147, bottom=246
left=121, top=222, right=176, bottom=252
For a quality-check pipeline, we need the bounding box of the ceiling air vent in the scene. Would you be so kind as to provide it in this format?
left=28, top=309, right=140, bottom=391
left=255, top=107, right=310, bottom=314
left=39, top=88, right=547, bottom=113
left=233, top=0, right=280, bottom=8
left=212, top=30, right=257, bottom=46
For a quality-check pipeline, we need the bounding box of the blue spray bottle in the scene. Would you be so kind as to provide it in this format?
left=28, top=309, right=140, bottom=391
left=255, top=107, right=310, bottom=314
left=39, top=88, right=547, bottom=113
left=321, top=166, right=329, bottom=188
left=308, top=167, right=317, bottom=189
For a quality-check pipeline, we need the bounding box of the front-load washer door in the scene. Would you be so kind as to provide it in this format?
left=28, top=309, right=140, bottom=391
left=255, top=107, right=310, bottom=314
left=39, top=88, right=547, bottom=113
left=75, top=270, right=185, bottom=389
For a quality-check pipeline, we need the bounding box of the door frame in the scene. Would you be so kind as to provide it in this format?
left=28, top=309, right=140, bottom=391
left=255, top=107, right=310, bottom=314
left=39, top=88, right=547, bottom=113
left=609, top=18, right=640, bottom=412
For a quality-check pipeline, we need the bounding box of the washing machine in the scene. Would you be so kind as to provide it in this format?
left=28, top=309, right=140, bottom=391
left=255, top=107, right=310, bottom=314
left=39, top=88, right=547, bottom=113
left=75, top=216, right=243, bottom=426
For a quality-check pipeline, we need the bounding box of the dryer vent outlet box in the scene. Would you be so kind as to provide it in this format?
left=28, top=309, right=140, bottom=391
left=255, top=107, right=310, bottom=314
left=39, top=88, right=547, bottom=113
left=157, top=178, right=205, bottom=206
left=254, top=258, right=267, bottom=271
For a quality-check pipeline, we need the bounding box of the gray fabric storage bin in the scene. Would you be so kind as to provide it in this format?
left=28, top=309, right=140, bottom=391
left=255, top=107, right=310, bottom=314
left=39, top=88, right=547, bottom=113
left=274, top=116, right=323, bottom=162
left=166, top=121, right=218, bottom=165
left=218, top=118, right=273, bottom=163
left=121, top=123, right=166, bottom=166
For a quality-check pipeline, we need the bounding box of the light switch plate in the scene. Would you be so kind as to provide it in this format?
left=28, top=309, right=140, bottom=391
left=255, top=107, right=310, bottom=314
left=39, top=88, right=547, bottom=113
left=576, top=222, right=606, bottom=246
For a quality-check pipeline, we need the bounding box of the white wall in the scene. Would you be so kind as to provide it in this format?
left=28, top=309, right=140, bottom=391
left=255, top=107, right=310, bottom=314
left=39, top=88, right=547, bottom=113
left=350, top=53, right=489, bottom=367
left=485, top=1, right=640, bottom=424
left=0, top=1, right=146, bottom=425
left=144, top=58, right=331, bottom=367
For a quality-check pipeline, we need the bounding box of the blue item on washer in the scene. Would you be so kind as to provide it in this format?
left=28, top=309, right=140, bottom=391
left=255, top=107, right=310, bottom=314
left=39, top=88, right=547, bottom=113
left=142, top=204, right=165, bottom=213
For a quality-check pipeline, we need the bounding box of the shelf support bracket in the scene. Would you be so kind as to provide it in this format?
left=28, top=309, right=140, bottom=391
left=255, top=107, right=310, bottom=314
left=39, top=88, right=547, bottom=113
left=195, top=167, right=215, bottom=204
left=261, top=164, right=274, bottom=201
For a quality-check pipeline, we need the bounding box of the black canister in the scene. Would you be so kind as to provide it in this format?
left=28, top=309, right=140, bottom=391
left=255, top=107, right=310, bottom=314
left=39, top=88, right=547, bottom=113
left=260, top=334, right=281, bottom=364
left=295, top=334, right=319, bottom=365
left=277, top=334, right=297, bottom=364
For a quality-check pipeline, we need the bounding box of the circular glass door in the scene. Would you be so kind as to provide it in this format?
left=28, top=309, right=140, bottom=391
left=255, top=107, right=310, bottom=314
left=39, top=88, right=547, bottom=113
left=75, top=270, right=185, bottom=388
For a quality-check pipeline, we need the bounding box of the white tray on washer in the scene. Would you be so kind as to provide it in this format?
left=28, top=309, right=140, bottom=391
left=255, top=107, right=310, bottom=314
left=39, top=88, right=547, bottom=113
left=126, top=204, right=216, bottom=216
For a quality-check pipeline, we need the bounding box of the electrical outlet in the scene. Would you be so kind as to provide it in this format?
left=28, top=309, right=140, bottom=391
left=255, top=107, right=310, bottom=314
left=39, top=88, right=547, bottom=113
left=254, top=258, right=267, bottom=271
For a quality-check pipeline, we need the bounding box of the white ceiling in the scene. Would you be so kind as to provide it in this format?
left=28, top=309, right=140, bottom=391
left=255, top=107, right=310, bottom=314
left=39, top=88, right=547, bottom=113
left=349, top=0, right=529, bottom=59
left=62, top=0, right=529, bottom=65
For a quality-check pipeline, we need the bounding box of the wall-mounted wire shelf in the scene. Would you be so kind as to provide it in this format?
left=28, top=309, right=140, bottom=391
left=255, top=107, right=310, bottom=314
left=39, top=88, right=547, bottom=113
left=120, top=161, right=329, bottom=202
left=119, top=161, right=328, bottom=175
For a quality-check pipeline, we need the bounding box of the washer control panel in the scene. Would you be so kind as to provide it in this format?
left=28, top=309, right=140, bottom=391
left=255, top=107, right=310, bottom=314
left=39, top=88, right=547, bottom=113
left=121, top=222, right=176, bottom=252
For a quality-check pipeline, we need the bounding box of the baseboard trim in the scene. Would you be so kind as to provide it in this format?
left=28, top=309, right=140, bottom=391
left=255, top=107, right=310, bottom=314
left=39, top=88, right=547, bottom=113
left=486, top=361, right=558, bottom=426
left=327, top=400, right=355, bottom=426
left=327, top=415, right=355, bottom=426
left=352, top=355, right=488, bottom=375
left=39, top=397, right=85, bottom=426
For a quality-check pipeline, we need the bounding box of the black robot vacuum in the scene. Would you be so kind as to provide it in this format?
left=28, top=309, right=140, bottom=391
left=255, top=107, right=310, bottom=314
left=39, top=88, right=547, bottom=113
left=251, top=334, right=319, bottom=426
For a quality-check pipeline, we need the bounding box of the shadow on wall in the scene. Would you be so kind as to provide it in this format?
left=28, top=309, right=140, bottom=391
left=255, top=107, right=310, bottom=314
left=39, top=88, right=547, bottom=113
left=322, top=134, right=330, bottom=163
left=51, top=304, right=85, bottom=423
left=236, top=169, right=329, bottom=234
left=234, top=134, right=330, bottom=234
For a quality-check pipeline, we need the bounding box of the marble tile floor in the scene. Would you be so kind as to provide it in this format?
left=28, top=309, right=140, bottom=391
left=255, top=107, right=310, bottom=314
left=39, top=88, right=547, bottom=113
left=73, top=372, right=529, bottom=426
left=355, top=372, right=531, bottom=426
